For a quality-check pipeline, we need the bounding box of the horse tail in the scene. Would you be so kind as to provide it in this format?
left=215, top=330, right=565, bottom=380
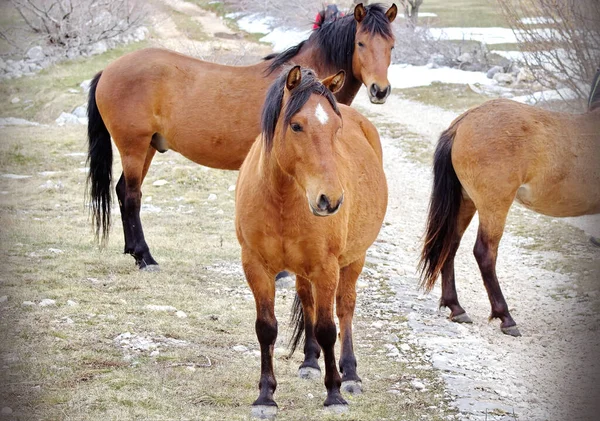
left=287, top=293, right=304, bottom=357
left=419, top=124, right=463, bottom=291
left=86, top=71, right=113, bottom=243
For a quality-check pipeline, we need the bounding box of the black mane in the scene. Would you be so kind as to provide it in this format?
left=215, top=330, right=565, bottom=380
left=261, top=67, right=341, bottom=152
left=264, top=3, right=393, bottom=75
left=588, top=67, right=600, bottom=111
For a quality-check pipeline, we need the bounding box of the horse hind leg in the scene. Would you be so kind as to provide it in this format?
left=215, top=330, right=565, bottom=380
left=336, top=256, right=365, bottom=395
left=117, top=144, right=159, bottom=270
left=440, top=197, right=476, bottom=323
left=473, top=201, right=521, bottom=336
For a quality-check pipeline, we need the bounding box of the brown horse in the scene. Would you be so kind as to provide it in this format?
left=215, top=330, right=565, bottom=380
left=420, top=70, right=600, bottom=337
left=86, top=3, right=397, bottom=269
left=235, top=66, right=387, bottom=415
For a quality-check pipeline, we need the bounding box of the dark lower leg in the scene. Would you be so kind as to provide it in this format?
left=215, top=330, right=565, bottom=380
left=296, top=276, right=320, bottom=372
left=254, top=317, right=278, bottom=407
left=315, top=317, right=346, bottom=406
left=123, top=183, right=157, bottom=268
left=474, top=230, right=518, bottom=334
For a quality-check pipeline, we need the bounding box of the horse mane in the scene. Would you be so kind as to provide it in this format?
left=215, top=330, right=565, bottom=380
left=261, top=67, right=341, bottom=152
left=588, top=67, right=600, bottom=111
left=263, top=3, right=393, bottom=76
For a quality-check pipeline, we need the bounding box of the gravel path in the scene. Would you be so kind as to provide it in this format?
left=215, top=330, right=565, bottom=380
left=354, top=91, right=600, bottom=420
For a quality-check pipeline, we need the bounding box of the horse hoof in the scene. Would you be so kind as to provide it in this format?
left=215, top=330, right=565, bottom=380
left=140, top=264, right=160, bottom=272
left=501, top=325, right=521, bottom=337
left=451, top=312, right=473, bottom=324
left=324, top=404, right=349, bottom=414
left=298, top=366, right=320, bottom=380
left=251, top=405, right=278, bottom=419
left=341, top=380, right=363, bottom=395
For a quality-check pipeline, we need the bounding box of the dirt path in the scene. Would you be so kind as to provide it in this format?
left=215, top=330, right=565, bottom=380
left=353, top=91, right=600, bottom=420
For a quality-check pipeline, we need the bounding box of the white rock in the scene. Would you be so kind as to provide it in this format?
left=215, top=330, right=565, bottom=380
left=72, top=105, right=87, bottom=118
left=493, top=72, right=514, bottom=85
left=0, top=296, right=7, bottom=303
left=400, top=343, right=411, bottom=352
left=175, top=310, right=188, bottom=319
left=66, top=300, right=78, bottom=306
left=411, top=380, right=425, bottom=390
left=1, top=407, right=13, bottom=415
left=27, top=46, right=45, bottom=61
left=48, top=248, right=63, bottom=254
left=152, top=179, right=169, bottom=186
left=228, top=185, right=236, bottom=192
left=516, top=67, right=535, bottom=84
left=232, top=345, right=248, bottom=353
left=63, top=317, right=74, bottom=324
left=39, top=298, right=56, bottom=307
left=208, top=193, right=217, bottom=201
left=80, top=79, right=92, bottom=93
left=150, top=350, right=160, bottom=357
left=55, top=112, right=81, bottom=126
left=11, top=97, right=20, bottom=104
left=133, top=26, right=149, bottom=41
left=22, top=301, right=36, bottom=306
left=146, top=304, right=177, bottom=312
left=2, top=173, right=31, bottom=179
left=89, top=40, right=108, bottom=56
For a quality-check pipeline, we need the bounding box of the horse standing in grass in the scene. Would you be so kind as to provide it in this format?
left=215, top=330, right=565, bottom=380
left=86, top=3, right=397, bottom=269
left=235, top=66, right=387, bottom=416
left=420, top=69, right=600, bottom=337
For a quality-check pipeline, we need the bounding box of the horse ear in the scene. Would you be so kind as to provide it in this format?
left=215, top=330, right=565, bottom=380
left=322, top=70, right=345, bottom=94
left=286, top=65, right=302, bottom=91
left=386, top=4, right=398, bottom=23
left=354, top=3, right=367, bottom=23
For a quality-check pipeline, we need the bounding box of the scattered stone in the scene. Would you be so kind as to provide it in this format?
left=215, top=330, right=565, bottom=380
left=0, top=117, right=39, bottom=127
left=27, top=46, right=45, bottom=61
left=0, top=296, right=7, bottom=303
left=208, top=193, right=217, bottom=201
left=89, top=40, right=108, bottom=56
left=232, top=345, right=248, bottom=353
left=228, top=185, right=236, bottom=192
left=411, top=380, right=425, bottom=390
left=40, top=180, right=64, bottom=190
left=63, top=317, right=74, bottom=325
left=215, top=209, right=224, bottom=215
left=66, top=300, right=78, bottom=307
left=493, top=72, right=514, bottom=85
left=175, top=310, right=188, bottom=319
left=1, top=407, right=13, bottom=415
left=516, top=67, right=535, bottom=84
left=150, top=350, right=160, bottom=357
left=22, top=301, right=36, bottom=306
left=152, top=179, right=169, bottom=186
left=400, top=343, right=411, bottom=352
left=80, top=79, right=92, bottom=93
left=145, top=304, right=177, bottom=313
left=2, top=173, right=31, bottom=179
left=48, top=248, right=63, bottom=254
left=56, top=112, right=85, bottom=126
left=39, top=298, right=56, bottom=307
left=72, top=105, right=87, bottom=118
left=456, top=52, right=472, bottom=63
left=10, top=97, right=20, bottom=104
left=486, top=65, right=504, bottom=79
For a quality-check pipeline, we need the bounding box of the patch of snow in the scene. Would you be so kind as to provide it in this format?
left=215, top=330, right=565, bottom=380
left=146, top=304, right=177, bottom=312
left=260, top=27, right=311, bottom=52
left=1, top=174, right=31, bottom=179
left=152, top=179, right=169, bottom=186
left=388, top=64, right=495, bottom=89
left=512, top=88, right=577, bottom=104
left=428, top=27, right=519, bottom=44
left=0, top=117, right=39, bottom=127
left=39, top=298, right=56, bottom=307
left=232, top=13, right=275, bottom=34
left=521, top=17, right=558, bottom=25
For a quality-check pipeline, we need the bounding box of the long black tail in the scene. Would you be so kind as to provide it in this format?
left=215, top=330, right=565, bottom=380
left=288, top=293, right=304, bottom=357
left=86, top=71, right=113, bottom=242
left=418, top=125, right=463, bottom=291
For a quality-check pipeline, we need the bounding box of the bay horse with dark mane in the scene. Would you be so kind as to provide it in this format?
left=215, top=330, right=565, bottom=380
left=86, top=3, right=397, bottom=269
left=235, top=66, right=387, bottom=416
left=420, top=69, right=600, bottom=337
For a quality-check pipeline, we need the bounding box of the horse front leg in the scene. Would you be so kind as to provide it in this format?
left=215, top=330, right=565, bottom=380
left=336, top=256, right=365, bottom=395
left=313, top=261, right=347, bottom=410
left=242, top=248, right=279, bottom=418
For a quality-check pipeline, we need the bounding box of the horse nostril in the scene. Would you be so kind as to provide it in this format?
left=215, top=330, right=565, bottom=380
left=376, top=86, right=390, bottom=99
left=318, top=194, right=330, bottom=211
left=370, top=83, right=379, bottom=97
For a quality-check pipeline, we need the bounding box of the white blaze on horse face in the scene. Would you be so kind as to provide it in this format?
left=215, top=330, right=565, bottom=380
left=315, top=103, right=329, bottom=125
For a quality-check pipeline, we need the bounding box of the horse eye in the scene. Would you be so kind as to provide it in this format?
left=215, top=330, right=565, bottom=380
left=290, top=123, right=303, bottom=132
left=357, top=41, right=365, bottom=47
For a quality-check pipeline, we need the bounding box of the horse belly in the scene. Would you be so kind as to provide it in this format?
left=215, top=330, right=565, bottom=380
left=515, top=182, right=598, bottom=217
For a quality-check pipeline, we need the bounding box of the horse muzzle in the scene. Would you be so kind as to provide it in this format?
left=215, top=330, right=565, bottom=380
left=309, top=193, right=344, bottom=217
left=368, top=83, right=391, bottom=104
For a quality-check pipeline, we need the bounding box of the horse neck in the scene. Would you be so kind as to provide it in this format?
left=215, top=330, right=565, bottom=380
left=259, top=147, right=298, bottom=201
left=292, top=42, right=362, bottom=106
